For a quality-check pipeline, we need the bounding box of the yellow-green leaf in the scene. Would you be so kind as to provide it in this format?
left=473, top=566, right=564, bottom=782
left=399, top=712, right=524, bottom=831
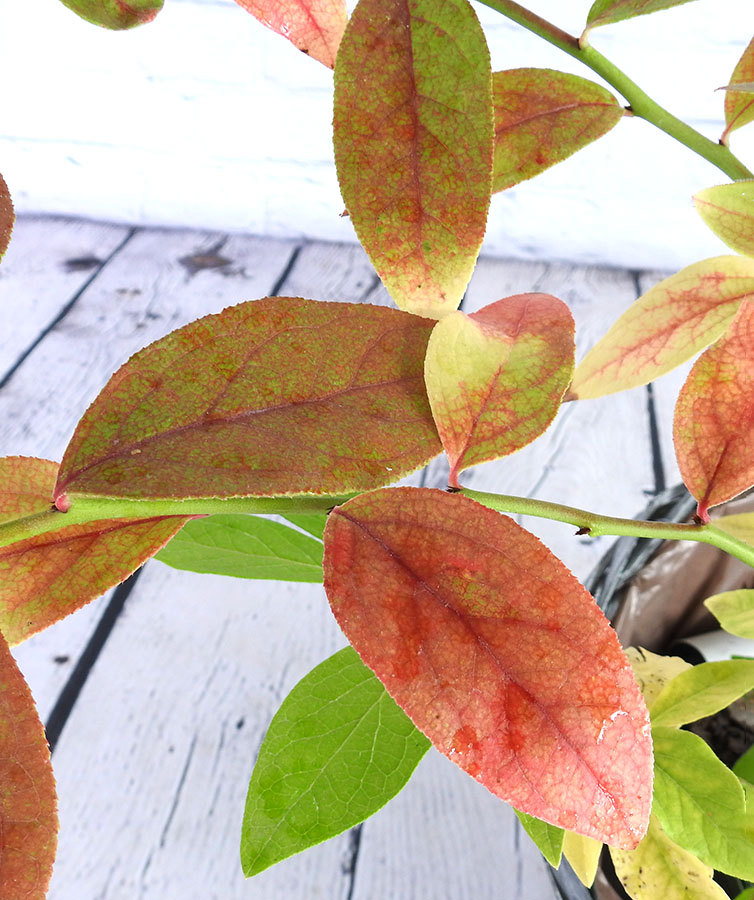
left=705, top=588, right=754, bottom=639
left=569, top=256, right=754, bottom=400
left=57, top=0, right=162, bottom=28
left=585, top=0, right=699, bottom=33
left=651, top=659, right=754, bottom=727
left=715, top=513, right=754, bottom=548
left=723, top=37, right=754, bottom=143
left=624, top=646, right=691, bottom=710
left=694, top=182, right=754, bottom=258
left=562, top=830, right=602, bottom=887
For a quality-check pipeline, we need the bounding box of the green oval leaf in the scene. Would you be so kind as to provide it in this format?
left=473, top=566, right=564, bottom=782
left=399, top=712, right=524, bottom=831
left=585, top=0, right=699, bottom=32
left=569, top=256, right=754, bottom=400
left=705, top=588, right=754, bottom=639
left=0, top=172, right=13, bottom=263
left=492, top=68, right=623, bottom=192
left=0, top=630, right=58, bottom=899
left=57, top=0, right=163, bottom=29
left=241, top=646, right=430, bottom=875
left=723, top=37, right=754, bottom=142
left=514, top=810, right=564, bottom=868
left=673, top=299, right=754, bottom=520
left=424, top=293, right=574, bottom=484
left=281, top=513, right=327, bottom=541
left=694, top=182, right=754, bottom=258
left=651, top=659, right=754, bottom=728
left=324, top=488, right=653, bottom=848
left=652, top=725, right=754, bottom=881
left=231, top=0, right=347, bottom=68
left=333, top=0, right=493, bottom=318
left=156, top=514, right=323, bottom=582
left=55, top=297, right=441, bottom=502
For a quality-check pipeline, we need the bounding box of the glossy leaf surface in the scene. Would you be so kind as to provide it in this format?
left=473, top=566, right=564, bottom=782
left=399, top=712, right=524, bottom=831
left=0, top=631, right=58, bottom=899
left=562, top=831, right=602, bottom=887
left=231, top=0, right=346, bottom=68
left=585, top=0, right=698, bottom=31
left=705, top=588, right=754, bottom=639
left=241, top=646, right=429, bottom=875
left=55, top=298, right=440, bottom=502
left=333, top=0, right=493, bottom=318
left=624, top=647, right=691, bottom=709
left=492, top=69, right=622, bottom=192
left=611, top=815, right=728, bottom=900
left=0, top=172, right=13, bottom=262
left=694, top=182, right=754, bottom=258
left=651, top=660, right=754, bottom=728
left=324, top=488, right=653, bottom=848
left=156, top=514, right=323, bottom=582
left=569, top=256, right=754, bottom=400
left=424, top=294, right=574, bottom=485
left=673, top=300, right=754, bottom=520
left=723, top=37, right=754, bottom=142
left=652, top=726, right=754, bottom=880
left=514, top=811, right=564, bottom=867
left=0, top=458, right=58, bottom=524
left=57, top=0, right=163, bottom=28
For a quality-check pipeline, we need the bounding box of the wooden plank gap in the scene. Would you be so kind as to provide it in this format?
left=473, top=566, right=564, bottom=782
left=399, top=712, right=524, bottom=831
left=270, top=242, right=306, bottom=296
left=343, top=824, right=364, bottom=900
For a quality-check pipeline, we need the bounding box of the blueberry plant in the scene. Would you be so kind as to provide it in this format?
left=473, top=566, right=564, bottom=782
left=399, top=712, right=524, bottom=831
left=3, top=0, right=754, bottom=897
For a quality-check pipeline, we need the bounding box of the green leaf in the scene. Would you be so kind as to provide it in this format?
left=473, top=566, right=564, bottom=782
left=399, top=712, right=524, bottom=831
left=58, top=0, right=163, bottom=29
left=652, top=726, right=754, bottom=881
left=694, top=182, right=754, bottom=258
left=492, top=68, right=623, bottom=192
left=281, top=513, right=327, bottom=541
left=734, top=889, right=754, bottom=900
left=514, top=810, right=564, bottom=867
left=723, top=37, right=754, bottom=142
left=650, top=659, right=754, bottom=727
left=241, top=646, right=430, bottom=875
left=705, top=589, right=754, bottom=639
left=54, top=298, right=441, bottom=503
left=585, top=0, right=699, bottom=32
left=733, top=745, right=754, bottom=784
left=333, top=0, right=493, bottom=318
left=155, top=515, right=324, bottom=582
left=0, top=172, right=13, bottom=263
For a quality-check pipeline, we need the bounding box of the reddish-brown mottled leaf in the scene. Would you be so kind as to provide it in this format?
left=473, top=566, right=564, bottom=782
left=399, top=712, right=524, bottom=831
left=232, top=0, right=346, bottom=68
left=424, top=293, right=574, bottom=485
left=569, top=256, right=754, bottom=400
left=58, top=0, right=162, bottom=29
left=55, top=297, right=440, bottom=502
left=492, top=69, right=623, bottom=192
left=584, top=0, right=698, bottom=32
left=0, top=458, right=58, bottom=524
left=0, top=172, right=13, bottom=263
left=333, top=0, right=493, bottom=318
left=324, top=488, right=653, bottom=848
left=673, top=300, right=754, bottom=522
left=0, top=631, right=58, bottom=899
left=723, top=37, right=754, bottom=143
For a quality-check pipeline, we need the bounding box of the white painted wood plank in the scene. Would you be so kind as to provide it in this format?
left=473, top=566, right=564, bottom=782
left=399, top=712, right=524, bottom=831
left=0, top=216, right=129, bottom=378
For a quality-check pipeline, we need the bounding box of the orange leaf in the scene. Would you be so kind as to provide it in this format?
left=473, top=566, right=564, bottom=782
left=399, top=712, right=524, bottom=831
left=723, top=36, right=754, bottom=143
left=424, top=293, right=574, bottom=485
left=492, top=69, right=623, bottom=192
left=0, top=172, right=13, bottom=262
left=569, top=256, right=754, bottom=400
left=674, top=300, right=754, bottom=522
left=0, top=630, right=57, bottom=899
left=324, top=488, right=653, bottom=848
left=333, top=0, right=493, bottom=318
left=232, top=0, right=346, bottom=68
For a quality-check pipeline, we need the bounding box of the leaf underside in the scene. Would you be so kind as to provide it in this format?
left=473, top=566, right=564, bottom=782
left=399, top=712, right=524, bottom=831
left=324, top=487, right=652, bottom=848
left=585, top=0, right=699, bottom=31
left=723, top=37, right=754, bottom=142
left=58, top=0, right=163, bottom=29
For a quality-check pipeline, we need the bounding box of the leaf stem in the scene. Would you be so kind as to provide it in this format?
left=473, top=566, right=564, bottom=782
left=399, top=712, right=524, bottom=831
left=476, top=0, right=753, bottom=181
left=462, top=488, right=754, bottom=569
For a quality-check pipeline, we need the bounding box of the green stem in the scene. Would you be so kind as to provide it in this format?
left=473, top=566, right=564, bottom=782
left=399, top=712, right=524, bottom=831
left=476, top=0, right=753, bottom=182
left=462, top=488, right=754, bottom=569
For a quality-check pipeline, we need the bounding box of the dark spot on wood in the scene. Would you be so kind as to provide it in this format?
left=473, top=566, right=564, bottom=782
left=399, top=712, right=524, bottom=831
left=236, top=718, right=245, bottom=730
left=64, top=256, right=102, bottom=272
left=115, top=287, right=142, bottom=297
left=179, top=237, right=233, bottom=277
left=53, top=655, right=70, bottom=664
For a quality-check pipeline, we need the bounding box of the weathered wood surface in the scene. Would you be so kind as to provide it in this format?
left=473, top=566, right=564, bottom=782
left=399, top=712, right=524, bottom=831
left=1, top=217, right=677, bottom=899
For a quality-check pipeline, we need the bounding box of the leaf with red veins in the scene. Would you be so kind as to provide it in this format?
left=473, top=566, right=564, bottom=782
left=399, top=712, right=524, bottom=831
left=584, top=0, right=698, bottom=33
left=0, top=458, right=59, bottom=524
left=232, top=0, right=346, bottom=68
left=492, top=69, right=623, bottom=193
left=694, top=182, right=754, bottom=259
left=55, top=297, right=440, bottom=502
left=723, top=37, right=754, bottom=143
left=0, top=515, right=188, bottom=645
left=324, top=488, right=653, bottom=848
left=0, top=172, right=13, bottom=263
left=673, top=299, right=754, bottom=522
left=569, top=256, right=754, bottom=400
left=424, top=293, right=574, bottom=485
left=333, top=0, right=493, bottom=319
left=57, top=0, right=163, bottom=29
left=0, top=631, right=58, bottom=899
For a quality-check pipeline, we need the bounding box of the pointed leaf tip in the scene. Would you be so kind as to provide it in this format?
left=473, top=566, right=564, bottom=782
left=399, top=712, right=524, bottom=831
left=58, top=0, right=163, bottom=29
left=723, top=37, right=754, bottom=142
left=324, top=488, right=653, bottom=848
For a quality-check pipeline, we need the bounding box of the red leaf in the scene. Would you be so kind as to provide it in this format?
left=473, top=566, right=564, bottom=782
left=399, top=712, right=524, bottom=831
left=723, top=36, right=754, bottom=143
left=492, top=69, right=623, bottom=192
left=55, top=298, right=440, bottom=502
left=232, top=0, right=346, bottom=68
left=333, top=0, right=493, bottom=318
left=673, top=300, right=754, bottom=522
left=0, top=458, right=58, bottom=524
left=0, top=172, right=13, bottom=262
left=0, top=630, right=57, bottom=899
left=324, top=488, right=653, bottom=848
